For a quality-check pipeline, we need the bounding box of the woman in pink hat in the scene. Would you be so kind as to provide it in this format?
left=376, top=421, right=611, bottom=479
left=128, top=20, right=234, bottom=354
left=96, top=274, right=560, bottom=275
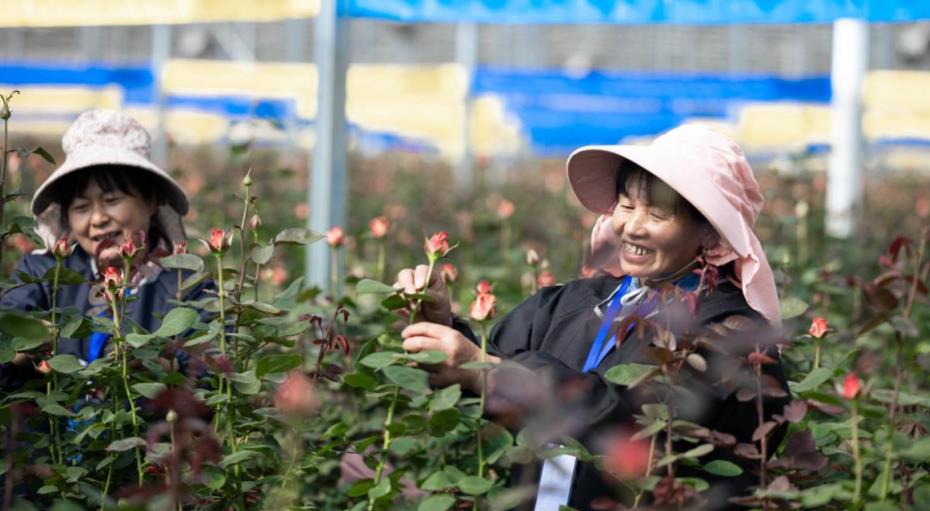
left=396, top=125, right=789, bottom=509
left=1, top=110, right=212, bottom=388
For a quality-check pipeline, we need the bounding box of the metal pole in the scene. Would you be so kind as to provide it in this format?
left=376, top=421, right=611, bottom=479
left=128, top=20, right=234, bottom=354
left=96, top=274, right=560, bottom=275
left=455, top=22, right=477, bottom=194
left=151, top=24, right=172, bottom=168
left=826, top=18, right=868, bottom=238
left=307, top=0, right=348, bottom=292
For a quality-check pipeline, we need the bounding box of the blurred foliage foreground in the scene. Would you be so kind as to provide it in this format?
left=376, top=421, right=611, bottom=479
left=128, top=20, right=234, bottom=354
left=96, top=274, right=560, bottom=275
left=1, top=93, right=930, bottom=510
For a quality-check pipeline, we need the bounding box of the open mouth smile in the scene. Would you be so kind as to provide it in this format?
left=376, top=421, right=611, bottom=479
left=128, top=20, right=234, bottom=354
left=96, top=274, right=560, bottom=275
left=623, top=241, right=654, bottom=257
left=91, top=231, right=121, bottom=244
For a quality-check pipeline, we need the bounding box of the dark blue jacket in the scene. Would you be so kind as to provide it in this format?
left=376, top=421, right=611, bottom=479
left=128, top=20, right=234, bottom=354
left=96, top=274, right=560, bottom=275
left=0, top=248, right=214, bottom=388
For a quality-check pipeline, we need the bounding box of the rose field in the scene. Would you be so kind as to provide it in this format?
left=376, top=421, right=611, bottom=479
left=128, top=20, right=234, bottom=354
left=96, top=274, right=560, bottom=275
left=1, top=93, right=930, bottom=511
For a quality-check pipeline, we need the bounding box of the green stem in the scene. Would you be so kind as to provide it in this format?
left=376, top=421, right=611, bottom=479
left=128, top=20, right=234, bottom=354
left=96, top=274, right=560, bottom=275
left=99, top=457, right=113, bottom=511
left=216, top=254, right=227, bottom=357
left=851, top=401, right=862, bottom=502
left=369, top=387, right=400, bottom=511
left=111, top=288, right=144, bottom=486
left=48, top=259, right=62, bottom=465
left=330, top=247, right=339, bottom=299
left=813, top=340, right=821, bottom=370
left=0, top=113, right=8, bottom=263
left=477, top=325, right=488, bottom=479
left=376, top=241, right=385, bottom=282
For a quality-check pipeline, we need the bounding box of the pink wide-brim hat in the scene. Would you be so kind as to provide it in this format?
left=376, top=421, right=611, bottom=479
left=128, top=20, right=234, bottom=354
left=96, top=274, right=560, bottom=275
left=567, top=124, right=781, bottom=326
left=31, top=110, right=189, bottom=249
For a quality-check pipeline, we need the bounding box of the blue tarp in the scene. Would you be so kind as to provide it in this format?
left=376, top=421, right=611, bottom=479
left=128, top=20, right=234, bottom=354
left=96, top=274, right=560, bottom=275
left=472, top=67, right=830, bottom=154
left=345, top=0, right=930, bottom=24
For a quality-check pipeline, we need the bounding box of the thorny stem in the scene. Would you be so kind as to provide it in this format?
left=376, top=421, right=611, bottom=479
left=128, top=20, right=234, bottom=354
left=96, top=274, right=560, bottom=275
left=477, top=324, right=488, bottom=479
left=111, top=279, right=144, bottom=486
left=813, top=340, right=821, bottom=370
left=376, top=240, right=386, bottom=282
left=879, top=232, right=926, bottom=499
left=48, top=258, right=63, bottom=465
left=369, top=387, right=400, bottom=511
left=754, top=361, right=769, bottom=504
left=330, top=247, right=339, bottom=299
left=0, top=110, right=9, bottom=264
left=851, top=401, right=863, bottom=502
left=632, top=432, right=658, bottom=508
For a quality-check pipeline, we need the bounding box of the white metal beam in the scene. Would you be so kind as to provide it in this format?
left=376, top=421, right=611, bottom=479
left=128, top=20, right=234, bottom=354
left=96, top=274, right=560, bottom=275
left=307, top=0, right=348, bottom=292
left=826, top=18, right=869, bottom=238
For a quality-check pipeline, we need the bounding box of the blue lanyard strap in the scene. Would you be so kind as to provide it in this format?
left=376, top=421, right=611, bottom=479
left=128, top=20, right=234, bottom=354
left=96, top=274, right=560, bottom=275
left=582, top=276, right=631, bottom=372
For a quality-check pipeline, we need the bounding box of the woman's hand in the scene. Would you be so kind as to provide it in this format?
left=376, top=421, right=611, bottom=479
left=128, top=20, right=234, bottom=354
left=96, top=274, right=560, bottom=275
left=393, top=264, right=452, bottom=325
left=402, top=322, right=500, bottom=393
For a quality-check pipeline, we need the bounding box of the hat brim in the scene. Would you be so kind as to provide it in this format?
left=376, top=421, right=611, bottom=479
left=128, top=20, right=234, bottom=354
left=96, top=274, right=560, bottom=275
left=31, top=145, right=189, bottom=216
left=567, top=145, right=750, bottom=257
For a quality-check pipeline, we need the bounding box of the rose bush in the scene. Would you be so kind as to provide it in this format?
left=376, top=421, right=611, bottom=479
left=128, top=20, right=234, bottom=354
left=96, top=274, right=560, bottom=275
left=0, top=95, right=929, bottom=510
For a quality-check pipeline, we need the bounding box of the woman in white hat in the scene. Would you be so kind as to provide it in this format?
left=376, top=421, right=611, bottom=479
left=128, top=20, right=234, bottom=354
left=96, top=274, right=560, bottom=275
left=1, top=110, right=211, bottom=388
left=395, top=125, right=789, bottom=509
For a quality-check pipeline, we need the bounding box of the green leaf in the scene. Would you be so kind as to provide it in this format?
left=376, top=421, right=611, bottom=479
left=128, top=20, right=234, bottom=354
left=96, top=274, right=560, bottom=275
left=343, top=372, right=377, bottom=389
left=160, top=254, right=205, bottom=273
left=0, top=313, right=48, bottom=340
left=201, top=466, right=226, bottom=490
left=913, top=484, right=930, bottom=509
left=368, top=477, right=391, bottom=499
left=155, top=307, right=199, bottom=337
left=457, top=475, right=493, bottom=495
left=105, top=437, right=146, bottom=452
left=429, top=384, right=461, bottom=412
left=405, top=350, right=448, bottom=364
left=47, top=354, right=83, bottom=374
left=249, top=244, right=274, bottom=265
left=131, top=382, right=166, bottom=399
left=417, top=494, right=456, bottom=511
left=703, top=460, right=743, bottom=477
left=40, top=403, right=74, bottom=417
left=682, top=443, right=714, bottom=459
left=60, top=317, right=89, bottom=339
left=383, top=365, right=430, bottom=393
left=779, top=297, right=809, bottom=320
left=389, top=437, right=419, bottom=456
left=220, top=450, right=259, bottom=468
left=272, top=228, right=322, bottom=245
left=346, top=480, right=373, bottom=497
left=356, top=279, right=396, bottom=294
left=230, top=369, right=262, bottom=395
left=43, top=267, right=85, bottom=285
left=381, top=294, right=409, bottom=310
left=429, top=408, right=461, bottom=435
left=256, top=353, right=302, bottom=378
left=604, top=363, right=656, bottom=387
left=125, top=333, right=155, bottom=348
left=360, top=351, right=401, bottom=370
left=420, top=471, right=455, bottom=491
left=790, top=367, right=834, bottom=394
left=899, top=436, right=930, bottom=462
left=32, top=147, right=56, bottom=164
left=0, top=344, right=13, bottom=364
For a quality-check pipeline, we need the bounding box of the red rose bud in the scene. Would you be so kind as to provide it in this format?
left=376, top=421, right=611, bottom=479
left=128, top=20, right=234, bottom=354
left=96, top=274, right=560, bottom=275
left=368, top=216, right=390, bottom=239
left=603, top=428, right=651, bottom=480
left=52, top=235, right=72, bottom=259
left=497, top=199, right=515, bottom=220
left=440, top=263, right=458, bottom=284
left=208, top=228, right=229, bottom=252
left=173, top=241, right=188, bottom=255
left=808, top=316, right=829, bottom=339
left=475, top=279, right=493, bottom=295
left=537, top=270, right=556, bottom=288
left=273, top=370, right=319, bottom=417
left=840, top=373, right=861, bottom=400
left=104, top=266, right=123, bottom=289
left=424, top=231, right=450, bottom=260
left=36, top=360, right=52, bottom=375
left=120, top=236, right=139, bottom=260
left=326, top=226, right=345, bottom=247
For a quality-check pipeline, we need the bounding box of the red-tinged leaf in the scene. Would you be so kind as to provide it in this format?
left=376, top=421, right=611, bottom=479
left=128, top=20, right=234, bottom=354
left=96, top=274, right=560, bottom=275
left=782, top=400, right=807, bottom=423
left=736, top=387, right=757, bottom=402
left=336, top=335, right=350, bottom=355
left=711, top=431, right=737, bottom=447
left=734, top=443, right=761, bottom=460
left=874, top=270, right=904, bottom=287
left=888, top=236, right=911, bottom=261
left=806, top=399, right=845, bottom=416
left=752, top=421, right=777, bottom=442
left=862, top=282, right=899, bottom=311
left=878, top=255, right=895, bottom=268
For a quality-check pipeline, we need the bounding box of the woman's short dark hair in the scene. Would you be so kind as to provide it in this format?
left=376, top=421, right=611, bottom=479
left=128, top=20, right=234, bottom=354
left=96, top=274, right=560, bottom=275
left=615, top=161, right=706, bottom=224
left=50, top=165, right=171, bottom=250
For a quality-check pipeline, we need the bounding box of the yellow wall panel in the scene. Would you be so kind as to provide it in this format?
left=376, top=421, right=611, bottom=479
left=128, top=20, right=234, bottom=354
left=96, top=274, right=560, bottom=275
left=3, top=0, right=317, bottom=27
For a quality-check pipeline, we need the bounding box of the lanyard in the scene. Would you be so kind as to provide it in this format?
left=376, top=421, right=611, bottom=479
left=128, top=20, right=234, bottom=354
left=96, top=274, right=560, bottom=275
left=582, top=276, right=632, bottom=372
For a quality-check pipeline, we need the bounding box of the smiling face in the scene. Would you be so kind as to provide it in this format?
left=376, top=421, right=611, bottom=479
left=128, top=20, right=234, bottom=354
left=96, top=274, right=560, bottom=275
left=65, top=174, right=156, bottom=267
left=611, top=168, right=714, bottom=280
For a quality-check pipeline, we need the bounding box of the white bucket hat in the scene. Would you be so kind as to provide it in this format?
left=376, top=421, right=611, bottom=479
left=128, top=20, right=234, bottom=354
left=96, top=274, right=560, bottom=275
left=31, top=110, right=189, bottom=250
left=567, top=125, right=781, bottom=326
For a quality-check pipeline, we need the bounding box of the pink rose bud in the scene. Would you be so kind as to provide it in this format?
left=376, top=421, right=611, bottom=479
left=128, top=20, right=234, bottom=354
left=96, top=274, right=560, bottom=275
left=368, top=216, right=390, bottom=239
left=525, top=248, right=539, bottom=266
left=424, top=231, right=450, bottom=259
left=249, top=213, right=262, bottom=230
left=497, top=199, right=515, bottom=220
left=469, top=292, right=497, bottom=322
left=273, top=370, right=319, bottom=417
left=808, top=316, right=828, bottom=339
left=840, top=373, right=861, bottom=400
left=208, top=228, right=229, bottom=252
left=52, top=236, right=72, bottom=259
left=537, top=270, right=556, bottom=288
left=173, top=241, right=188, bottom=255
left=120, top=236, right=139, bottom=260
left=603, top=428, right=651, bottom=480
left=326, top=226, right=345, bottom=247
